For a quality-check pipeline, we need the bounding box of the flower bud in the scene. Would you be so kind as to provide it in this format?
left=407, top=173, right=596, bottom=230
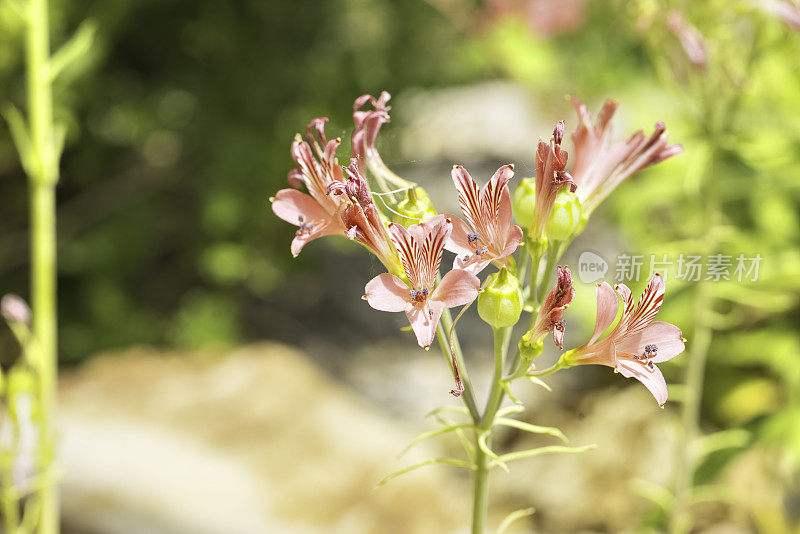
left=478, top=267, right=523, bottom=328
left=392, top=187, right=437, bottom=226
left=511, top=177, right=536, bottom=229
left=546, top=187, right=582, bottom=242
left=518, top=329, right=544, bottom=364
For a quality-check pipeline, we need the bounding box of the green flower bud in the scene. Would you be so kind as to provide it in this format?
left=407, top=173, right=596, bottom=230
left=546, top=187, right=582, bottom=242
left=478, top=267, right=523, bottom=328
left=512, top=177, right=536, bottom=229
left=518, top=330, right=544, bottom=365
left=392, top=187, right=437, bottom=226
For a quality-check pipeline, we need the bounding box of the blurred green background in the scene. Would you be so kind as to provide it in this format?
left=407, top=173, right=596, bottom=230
left=0, top=0, right=798, bottom=532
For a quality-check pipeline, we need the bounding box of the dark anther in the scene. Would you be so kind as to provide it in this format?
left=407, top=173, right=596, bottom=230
left=298, top=215, right=305, bottom=222
left=554, top=120, right=565, bottom=145
left=467, top=232, right=480, bottom=244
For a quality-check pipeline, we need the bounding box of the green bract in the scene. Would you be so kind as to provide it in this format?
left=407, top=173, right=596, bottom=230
left=511, top=177, right=536, bottom=229
left=546, top=188, right=582, bottom=242
left=478, top=267, right=523, bottom=328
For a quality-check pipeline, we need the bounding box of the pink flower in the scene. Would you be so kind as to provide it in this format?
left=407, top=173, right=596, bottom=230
left=531, top=266, right=575, bottom=348
left=563, top=273, right=686, bottom=406
left=271, top=118, right=346, bottom=257
left=327, top=159, right=402, bottom=274
left=569, top=98, right=684, bottom=216
left=530, top=121, right=576, bottom=242
left=445, top=164, right=523, bottom=274
left=364, top=216, right=481, bottom=349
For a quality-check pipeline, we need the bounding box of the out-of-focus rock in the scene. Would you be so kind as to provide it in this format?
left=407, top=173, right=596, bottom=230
left=58, top=343, right=470, bottom=534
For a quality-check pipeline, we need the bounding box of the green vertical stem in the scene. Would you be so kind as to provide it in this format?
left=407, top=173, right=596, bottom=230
left=471, top=326, right=511, bottom=534
left=25, top=0, right=59, bottom=531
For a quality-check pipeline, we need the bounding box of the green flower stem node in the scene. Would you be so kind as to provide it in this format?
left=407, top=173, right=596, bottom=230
left=478, top=267, right=523, bottom=328
left=392, top=186, right=437, bottom=226
left=518, top=330, right=544, bottom=366
left=511, top=177, right=535, bottom=229
left=546, top=188, right=582, bottom=242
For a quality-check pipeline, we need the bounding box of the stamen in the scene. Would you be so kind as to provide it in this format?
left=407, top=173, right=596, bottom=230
left=467, top=232, right=480, bottom=244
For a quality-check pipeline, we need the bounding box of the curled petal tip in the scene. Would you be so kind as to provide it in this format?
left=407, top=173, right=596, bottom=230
left=268, top=196, right=275, bottom=203
left=659, top=403, right=665, bottom=409
left=424, top=345, right=431, bottom=351
left=361, top=295, right=368, bottom=300
left=681, top=336, right=688, bottom=342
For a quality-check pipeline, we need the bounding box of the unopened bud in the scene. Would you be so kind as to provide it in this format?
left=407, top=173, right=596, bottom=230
left=393, top=187, right=437, bottom=226
left=511, top=177, right=536, bottom=229
left=546, top=188, right=582, bottom=242
left=518, top=330, right=544, bottom=364
left=478, top=267, right=523, bottom=329
left=1, top=294, right=31, bottom=326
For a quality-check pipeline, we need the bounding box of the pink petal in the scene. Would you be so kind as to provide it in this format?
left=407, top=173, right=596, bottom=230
left=406, top=300, right=445, bottom=349
left=432, top=269, right=480, bottom=308
left=615, top=321, right=685, bottom=363
left=480, top=164, right=514, bottom=226
left=627, top=273, right=666, bottom=334
left=271, top=188, right=329, bottom=226
left=443, top=214, right=476, bottom=257
left=616, top=357, right=669, bottom=407
left=364, top=274, right=413, bottom=312
left=589, top=282, right=619, bottom=344
left=499, top=225, right=523, bottom=259
left=452, top=166, right=483, bottom=231
left=612, top=283, right=634, bottom=334
left=496, top=188, right=515, bottom=244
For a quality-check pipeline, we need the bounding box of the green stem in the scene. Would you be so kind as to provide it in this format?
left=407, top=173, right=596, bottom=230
left=528, top=358, right=567, bottom=378
left=25, top=0, right=59, bottom=531
left=471, top=326, right=511, bottom=534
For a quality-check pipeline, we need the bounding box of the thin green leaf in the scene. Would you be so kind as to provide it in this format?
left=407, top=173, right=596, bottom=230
left=477, top=431, right=508, bottom=472
left=435, top=415, right=475, bottom=461
left=45, top=19, right=98, bottom=81
left=398, top=423, right=473, bottom=459
left=500, top=380, right=522, bottom=405
left=496, top=404, right=525, bottom=418
left=527, top=375, right=552, bottom=391
left=2, top=104, right=36, bottom=177
left=497, top=507, right=535, bottom=534
left=495, top=417, right=568, bottom=443
left=690, top=484, right=737, bottom=505
left=376, top=458, right=475, bottom=487
left=499, top=444, right=596, bottom=463
left=630, top=478, right=674, bottom=513
left=425, top=405, right=469, bottom=419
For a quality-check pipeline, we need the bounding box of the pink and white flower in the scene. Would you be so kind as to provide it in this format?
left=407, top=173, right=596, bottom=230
left=445, top=165, right=523, bottom=274
left=271, top=118, right=346, bottom=257
left=569, top=98, right=684, bottom=216
left=563, top=273, right=686, bottom=406
left=364, top=217, right=481, bottom=349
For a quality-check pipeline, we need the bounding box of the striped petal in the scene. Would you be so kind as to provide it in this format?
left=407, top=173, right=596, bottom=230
left=452, top=165, right=483, bottom=231
left=479, top=164, right=514, bottom=227
left=389, top=222, right=421, bottom=288
left=590, top=282, right=619, bottom=344
left=615, top=356, right=669, bottom=407
left=626, top=273, right=666, bottom=334
left=616, top=321, right=685, bottom=363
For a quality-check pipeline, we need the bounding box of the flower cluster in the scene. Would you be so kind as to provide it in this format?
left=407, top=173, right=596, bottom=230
left=270, top=91, right=686, bottom=406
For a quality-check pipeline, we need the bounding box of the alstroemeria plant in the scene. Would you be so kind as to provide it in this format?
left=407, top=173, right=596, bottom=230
left=270, top=91, right=686, bottom=534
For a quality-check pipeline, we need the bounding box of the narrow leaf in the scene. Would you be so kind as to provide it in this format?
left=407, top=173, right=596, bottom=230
left=398, top=423, right=473, bottom=459
left=499, top=444, right=596, bottom=463
left=497, top=507, right=535, bottom=534
left=2, top=104, right=36, bottom=177
left=46, top=19, right=98, bottom=81
left=425, top=405, right=469, bottom=419
left=495, top=417, right=568, bottom=443
left=376, top=458, right=475, bottom=487
left=500, top=380, right=522, bottom=405
left=527, top=375, right=552, bottom=391
left=435, top=415, right=475, bottom=460
left=478, top=431, right=508, bottom=472
left=496, top=404, right=525, bottom=418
